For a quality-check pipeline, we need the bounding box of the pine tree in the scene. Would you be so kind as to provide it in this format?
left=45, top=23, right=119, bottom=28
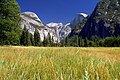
left=30, top=33, right=34, bottom=46
left=34, top=28, right=41, bottom=46
left=75, top=35, right=79, bottom=47
left=43, top=36, right=48, bottom=47
left=20, top=26, right=31, bottom=46
left=65, top=37, right=68, bottom=47
left=51, top=36, right=55, bottom=47
left=78, top=36, right=81, bottom=47
left=20, top=26, right=27, bottom=46
left=47, top=33, right=52, bottom=46
left=0, top=0, right=22, bottom=45
left=42, top=33, right=52, bottom=47
left=26, top=30, right=31, bottom=46
left=61, top=40, right=65, bottom=47
left=81, top=39, right=85, bottom=47
left=84, top=37, right=89, bottom=47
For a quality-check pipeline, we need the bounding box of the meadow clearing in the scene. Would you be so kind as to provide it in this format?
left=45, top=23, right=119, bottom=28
left=0, top=46, right=120, bottom=80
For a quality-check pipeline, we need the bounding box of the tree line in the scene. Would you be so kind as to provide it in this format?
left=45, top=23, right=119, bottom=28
left=20, top=26, right=59, bottom=47
left=1, top=0, right=120, bottom=47
left=61, top=35, right=120, bottom=47
left=20, top=27, right=120, bottom=47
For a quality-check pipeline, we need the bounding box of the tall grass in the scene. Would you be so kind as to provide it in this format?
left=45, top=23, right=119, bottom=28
left=0, top=46, right=120, bottom=80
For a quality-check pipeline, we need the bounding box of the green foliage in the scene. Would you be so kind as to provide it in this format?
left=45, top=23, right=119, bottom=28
left=104, top=36, right=120, bottom=47
left=84, top=37, right=89, bottom=47
left=0, top=0, right=22, bottom=45
left=20, top=26, right=31, bottom=46
left=26, top=30, right=31, bottom=46
left=34, top=28, right=42, bottom=46
left=78, top=37, right=84, bottom=47
left=61, top=35, right=80, bottom=47
left=42, top=33, right=56, bottom=47
left=47, top=33, right=52, bottom=47
left=43, top=36, right=48, bottom=47
left=43, top=34, right=49, bottom=47
left=20, top=27, right=27, bottom=46
left=63, top=34, right=120, bottom=47
left=30, top=33, right=35, bottom=46
left=65, top=36, right=69, bottom=47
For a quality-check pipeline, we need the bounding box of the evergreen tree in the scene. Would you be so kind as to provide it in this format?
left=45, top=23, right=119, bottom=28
left=26, top=30, right=31, bottom=46
left=43, top=36, right=48, bottom=47
left=84, top=37, right=89, bottom=47
left=78, top=36, right=84, bottom=47
left=81, top=39, right=85, bottom=47
left=20, top=26, right=31, bottom=46
left=116, top=36, right=120, bottom=47
left=61, top=40, right=65, bottom=47
left=20, top=26, right=27, bottom=46
left=51, top=36, right=55, bottom=47
left=75, top=35, right=79, bottom=47
left=47, top=33, right=52, bottom=46
left=43, top=33, right=52, bottom=47
left=65, top=37, right=68, bottom=47
left=99, top=39, right=104, bottom=47
left=34, top=29, right=41, bottom=46
left=30, top=33, right=34, bottom=46
left=0, top=0, right=22, bottom=45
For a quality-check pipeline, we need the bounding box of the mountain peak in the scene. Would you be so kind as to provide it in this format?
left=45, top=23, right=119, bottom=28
left=69, top=13, right=88, bottom=29
left=79, top=13, right=88, bottom=17
left=80, top=0, right=120, bottom=38
left=21, top=12, right=41, bottom=22
left=47, top=22, right=63, bottom=27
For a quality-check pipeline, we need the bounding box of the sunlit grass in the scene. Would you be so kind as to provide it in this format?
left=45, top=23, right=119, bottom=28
left=0, top=46, right=120, bottom=80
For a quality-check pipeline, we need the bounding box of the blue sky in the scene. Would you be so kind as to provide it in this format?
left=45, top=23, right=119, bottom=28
left=16, top=0, right=100, bottom=24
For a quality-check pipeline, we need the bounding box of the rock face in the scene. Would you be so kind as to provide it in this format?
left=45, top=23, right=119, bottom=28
left=47, top=23, right=71, bottom=41
left=69, top=13, right=88, bottom=37
left=69, top=13, right=88, bottom=29
left=21, top=12, right=71, bottom=42
left=21, top=12, right=49, bottom=41
left=79, top=0, right=120, bottom=38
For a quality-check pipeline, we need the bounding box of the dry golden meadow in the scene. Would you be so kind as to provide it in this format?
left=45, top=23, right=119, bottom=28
left=0, top=46, right=120, bottom=80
